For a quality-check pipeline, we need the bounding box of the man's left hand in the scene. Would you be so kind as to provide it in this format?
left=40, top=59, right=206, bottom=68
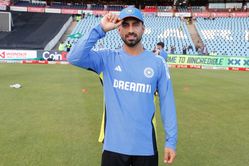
left=164, top=147, right=176, bottom=164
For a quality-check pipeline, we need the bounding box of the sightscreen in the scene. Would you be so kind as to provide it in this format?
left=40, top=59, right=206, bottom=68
left=0, top=12, right=12, bottom=32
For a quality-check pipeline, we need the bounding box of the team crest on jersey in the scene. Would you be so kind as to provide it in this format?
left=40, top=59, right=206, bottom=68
left=144, top=67, right=154, bottom=78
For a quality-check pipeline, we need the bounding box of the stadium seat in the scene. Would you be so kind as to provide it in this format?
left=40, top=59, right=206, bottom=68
left=195, top=17, right=249, bottom=56
left=67, top=15, right=196, bottom=55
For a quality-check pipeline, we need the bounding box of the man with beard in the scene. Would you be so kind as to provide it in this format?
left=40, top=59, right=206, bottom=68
left=67, top=6, right=177, bottom=166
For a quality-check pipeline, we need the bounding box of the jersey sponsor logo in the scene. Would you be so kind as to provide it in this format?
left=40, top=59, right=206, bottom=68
left=113, top=79, right=151, bottom=93
left=144, top=67, right=154, bottom=78
left=114, top=65, right=122, bottom=72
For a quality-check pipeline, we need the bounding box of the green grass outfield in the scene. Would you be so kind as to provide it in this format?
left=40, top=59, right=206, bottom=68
left=0, top=64, right=249, bottom=166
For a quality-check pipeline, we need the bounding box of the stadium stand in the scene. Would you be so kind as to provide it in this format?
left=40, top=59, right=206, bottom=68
left=1, top=1, right=248, bottom=57
left=177, top=6, right=189, bottom=12
left=157, top=6, right=173, bottom=12
left=190, top=6, right=204, bottom=12
left=143, top=16, right=196, bottom=54
left=195, top=17, right=249, bottom=56
left=14, top=2, right=123, bottom=11
left=107, top=5, right=124, bottom=11
left=66, top=15, right=196, bottom=55
left=14, top=1, right=47, bottom=7
left=0, top=12, right=71, bottom=50
left=91, top=4, right=104, bottom=10
left=50, top=2, right=87, bottom=9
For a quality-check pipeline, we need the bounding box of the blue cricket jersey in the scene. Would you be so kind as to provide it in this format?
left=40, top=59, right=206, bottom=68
left=160, top=49, right=168, bottom=59
left=68, top=24, right=177, bottom=156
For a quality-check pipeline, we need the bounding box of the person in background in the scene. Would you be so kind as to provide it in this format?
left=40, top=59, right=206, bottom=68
left=170, top=45, right=176, bottom=54
left=68, top=6, right=177, bottom=166
left=66, top=41, right=72, bottom=52
left=58, top=41, right=65, bottom=51
left=76, top=14, right=82, bottom=22
left=202, top=44, right=208, bottom=55
left=187, top=44, right=193, bottom=52
left=182, top=46, right=187, bottom=55
left=153, top=42, right=168, bottom=59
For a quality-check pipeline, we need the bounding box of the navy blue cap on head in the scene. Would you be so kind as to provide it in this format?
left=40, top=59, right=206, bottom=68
left=119, top=6, right=144, bottom=23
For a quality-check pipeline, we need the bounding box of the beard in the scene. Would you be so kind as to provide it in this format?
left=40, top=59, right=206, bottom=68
left=121, top=32, right=142, bottom=47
